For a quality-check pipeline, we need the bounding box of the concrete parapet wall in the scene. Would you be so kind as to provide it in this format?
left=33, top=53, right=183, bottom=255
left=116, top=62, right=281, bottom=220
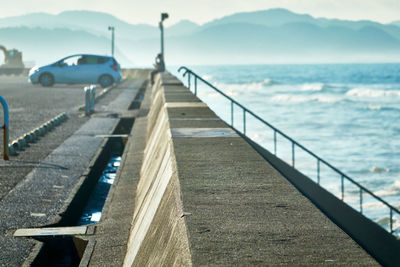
left=123, top=74, right=192, bottom=266
left=122, top=69, right=152, bottom=80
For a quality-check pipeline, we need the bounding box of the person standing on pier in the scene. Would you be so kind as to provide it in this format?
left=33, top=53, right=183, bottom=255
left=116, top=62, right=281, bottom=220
left=151, top=53, right=165, bottom=84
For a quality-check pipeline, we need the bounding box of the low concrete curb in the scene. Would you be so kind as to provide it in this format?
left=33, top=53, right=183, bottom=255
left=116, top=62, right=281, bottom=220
left=8, top=113, right=68, bottom=155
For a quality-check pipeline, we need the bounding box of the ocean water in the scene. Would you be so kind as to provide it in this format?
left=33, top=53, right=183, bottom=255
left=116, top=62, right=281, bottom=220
left=173, top=63, right=400, bottom=234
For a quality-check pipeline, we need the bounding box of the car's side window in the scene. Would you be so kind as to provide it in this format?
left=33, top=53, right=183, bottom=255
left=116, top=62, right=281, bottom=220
left=85, top=56, right=98, bottom=64
left=62, top=56, right=82, bottom=66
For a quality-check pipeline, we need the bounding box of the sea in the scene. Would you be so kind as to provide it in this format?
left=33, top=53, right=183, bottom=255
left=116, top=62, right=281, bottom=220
left=172, top=63, right=400, bottom=235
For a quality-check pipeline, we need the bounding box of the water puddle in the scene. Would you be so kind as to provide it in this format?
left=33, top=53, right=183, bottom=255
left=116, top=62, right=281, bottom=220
left=77, top=156, right=121, bottom=225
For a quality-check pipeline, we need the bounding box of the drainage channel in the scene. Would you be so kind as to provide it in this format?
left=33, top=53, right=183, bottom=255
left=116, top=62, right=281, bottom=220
left=77, top=155, right=121, bottom=225
left=31, top=118, right=134, bottom=267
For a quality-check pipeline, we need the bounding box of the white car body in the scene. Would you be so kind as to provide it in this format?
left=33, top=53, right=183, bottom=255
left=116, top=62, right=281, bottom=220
left=29, top=54, right=122, bottom=87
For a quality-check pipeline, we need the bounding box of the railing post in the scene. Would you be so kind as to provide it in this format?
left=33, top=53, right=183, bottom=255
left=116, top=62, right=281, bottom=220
left=360, top=188, right=363, bottom=214
left=274, top=131, right=277, bottom=155
left=390, top=208, right=393, bottom=233
left=188, top=72, right=191, bottom=89
left=0, top=96, right=9, bottom=160
left=231, top=101, right=234, bottom=127
left=194, top=76, right=197, bottom=96
left=243, top=109, right=246, bottom=134
left=317, top=159, right=320, bottom=184
left=341, top=175, right=344, bottom=200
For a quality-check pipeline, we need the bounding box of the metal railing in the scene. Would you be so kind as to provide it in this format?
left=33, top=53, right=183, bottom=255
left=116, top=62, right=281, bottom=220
left=178, top=66, right=400, bottom=236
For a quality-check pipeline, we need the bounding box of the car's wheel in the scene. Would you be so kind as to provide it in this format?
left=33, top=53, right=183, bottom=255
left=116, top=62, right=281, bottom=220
left=98, top=74, right=114, bottom=88
left=39, top=73, right=54, bottom=87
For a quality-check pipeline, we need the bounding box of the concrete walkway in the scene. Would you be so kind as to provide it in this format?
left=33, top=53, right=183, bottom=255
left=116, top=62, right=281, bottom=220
left=86, top=72, right=378, bottom=266
left=0, top=77, right=145, bottom=266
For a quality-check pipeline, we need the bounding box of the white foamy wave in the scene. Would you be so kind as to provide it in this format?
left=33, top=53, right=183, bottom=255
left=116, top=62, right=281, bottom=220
left=370, top=166, right=390, bottom=173
left=376, top=216, right=400, bottom=231
left=263, top=78, right=277, bottom=86
left=346, top=88, right=400, bottom=98
left=225, top=90, right=238, bottom=97
left=202, top=75, right=213, bottom=80
left=206, top=92, right=220, bottom=98
left=374, top=180, right=400, bottom=197
left=249, top=133, right=261, bottom=142
left=362, top=202, right=385, bottom=209
left=301, top=83, right=325, bottom=91
left=368, top=105, right=382, bottom=110
left=271, top=94, right=340, bottom=103
left=214, top=79, right=276, bottom=92
left=213, top=82, right=264, bottom=94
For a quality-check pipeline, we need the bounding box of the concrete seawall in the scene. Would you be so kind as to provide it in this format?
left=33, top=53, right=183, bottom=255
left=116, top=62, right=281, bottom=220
left=86, top=71, right=379, bottom=266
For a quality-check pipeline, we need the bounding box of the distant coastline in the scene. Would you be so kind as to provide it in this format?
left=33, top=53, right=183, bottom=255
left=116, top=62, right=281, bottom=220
left=1, top=9, right=400, bottom=66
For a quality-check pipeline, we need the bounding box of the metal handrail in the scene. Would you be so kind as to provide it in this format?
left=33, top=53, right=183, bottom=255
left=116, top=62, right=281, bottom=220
left=178, top=66, right=400, bottom=235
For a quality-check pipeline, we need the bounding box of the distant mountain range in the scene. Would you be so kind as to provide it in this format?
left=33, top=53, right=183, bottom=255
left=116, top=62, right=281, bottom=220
left=0, top=9, right=399, bottom=66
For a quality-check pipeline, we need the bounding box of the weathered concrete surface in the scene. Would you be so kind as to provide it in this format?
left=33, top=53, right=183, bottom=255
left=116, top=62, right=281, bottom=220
left=0, top=74, right=146, bottom=266
left=89, top=71, right=378, bottom=266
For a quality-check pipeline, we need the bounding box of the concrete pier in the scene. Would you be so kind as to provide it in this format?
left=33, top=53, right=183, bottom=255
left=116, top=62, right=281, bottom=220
left=84, top=71, right=378, bottom=266
left=1, top=70, right=391, bottom=265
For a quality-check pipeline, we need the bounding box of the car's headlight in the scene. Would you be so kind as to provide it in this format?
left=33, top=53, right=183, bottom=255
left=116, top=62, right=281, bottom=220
left=29, top=67, right=40, bottom=75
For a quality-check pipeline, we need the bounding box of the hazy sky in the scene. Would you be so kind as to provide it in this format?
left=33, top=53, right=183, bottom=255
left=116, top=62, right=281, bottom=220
left=1, top=0, right=399, bottom=25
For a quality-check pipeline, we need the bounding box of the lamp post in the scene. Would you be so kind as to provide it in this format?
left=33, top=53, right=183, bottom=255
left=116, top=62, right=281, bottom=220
left=108, top=26, right=115, bottom=57
left=159, top=13, right=168, bottom=67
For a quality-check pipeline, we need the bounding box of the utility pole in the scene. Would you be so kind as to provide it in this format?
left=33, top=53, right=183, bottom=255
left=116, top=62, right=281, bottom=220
left=108, top=26, right=115, bottom=57
left=159, top=13, right=169, bottom=68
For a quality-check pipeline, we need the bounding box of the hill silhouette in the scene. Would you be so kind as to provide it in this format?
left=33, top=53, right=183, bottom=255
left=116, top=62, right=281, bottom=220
left=0, top=9, right=399, bottom=66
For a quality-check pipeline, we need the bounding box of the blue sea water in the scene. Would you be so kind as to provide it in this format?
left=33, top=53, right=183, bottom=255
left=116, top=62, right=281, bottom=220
left=173, top=63, right=400, bottom=234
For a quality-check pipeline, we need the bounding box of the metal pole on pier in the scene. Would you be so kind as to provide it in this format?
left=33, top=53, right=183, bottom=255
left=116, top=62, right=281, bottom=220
left=159, top=13, right=169, bottom=68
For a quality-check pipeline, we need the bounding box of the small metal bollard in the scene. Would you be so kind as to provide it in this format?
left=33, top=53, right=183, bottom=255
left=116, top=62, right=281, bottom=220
left=90, top=85, right=96, bottom=113
left=84, top=86, right=91, bottom=116
left=84, top=85, right=96, bottom=116
left=0, top=96, right=9, bottom=160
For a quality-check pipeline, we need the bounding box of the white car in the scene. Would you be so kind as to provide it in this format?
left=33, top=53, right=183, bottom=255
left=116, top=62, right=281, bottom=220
left=29, top=54, right=122, bottom=88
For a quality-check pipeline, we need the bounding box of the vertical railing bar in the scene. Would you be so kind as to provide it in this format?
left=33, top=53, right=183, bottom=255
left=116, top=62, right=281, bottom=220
left=317, top=159, right=321, bottom=185
left=390, top=208, right=393, bottom=234
left=274, top=130, right=277, bottom=156
left=341, top=175, right=344, bottom=201
left=360, top=188, right=363, bottom=214
left=188, top=72, right=191, bottom=89
left=243, top=109, right=246, bottom=135
left=231, top=101, right=234, bottom=127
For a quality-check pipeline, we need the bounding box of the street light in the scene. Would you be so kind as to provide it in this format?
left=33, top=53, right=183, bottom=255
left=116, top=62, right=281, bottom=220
left=159, top=13, right=168, bottom=67
left=108, top=26, right=115, bottom=57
